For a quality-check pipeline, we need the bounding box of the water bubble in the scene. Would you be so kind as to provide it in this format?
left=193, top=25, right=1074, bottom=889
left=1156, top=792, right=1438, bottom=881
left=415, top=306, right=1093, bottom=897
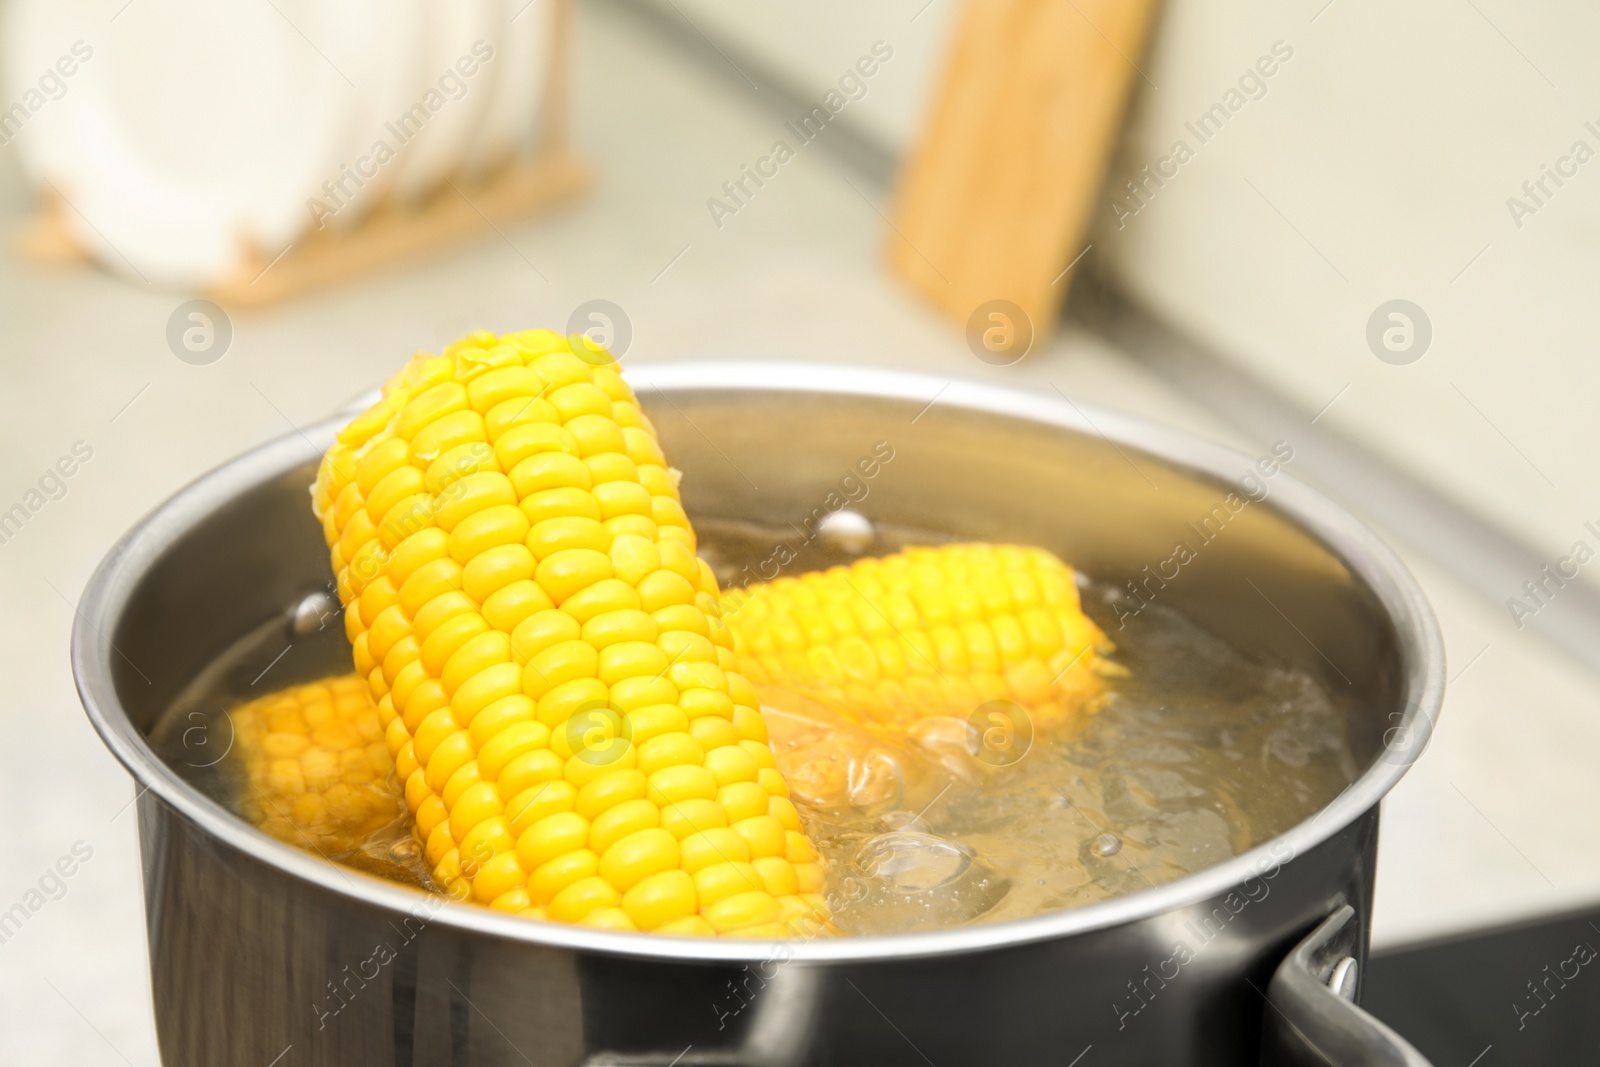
left=880, top=810, right=930, bottom=834
left=852, top=831, right=1011, bottom=930
left=858, top=832, right=973, bottom=892
left=389, top=838, right=421, bottom=864
left=907, top=716, right=983, bottom=780
left=847, top=750, right=904, bottom=814
left=1089, top=833, right=1123, bottom=859
left=788, top=746, right=852, bottom=809
left=815, top=510, right=875, bottom=555
left=289, top=590, right=340, bottom=637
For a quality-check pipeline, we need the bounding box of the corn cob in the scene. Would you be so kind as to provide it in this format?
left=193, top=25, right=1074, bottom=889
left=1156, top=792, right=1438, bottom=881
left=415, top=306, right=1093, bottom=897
left=724, top=543, right=1115, bottom=731
left=231, top=674, right=405, bottom=855
left=313, top=330, right=828, bottom=937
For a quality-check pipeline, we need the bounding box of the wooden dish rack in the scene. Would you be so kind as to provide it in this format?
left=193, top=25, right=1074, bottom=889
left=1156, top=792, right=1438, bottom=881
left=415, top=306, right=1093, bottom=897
left=16, top=0, right=590, bottom=307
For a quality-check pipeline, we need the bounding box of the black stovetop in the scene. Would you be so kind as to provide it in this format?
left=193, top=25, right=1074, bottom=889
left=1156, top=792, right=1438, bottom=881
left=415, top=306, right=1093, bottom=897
left=1366, top=902, right=1600, bottom=1064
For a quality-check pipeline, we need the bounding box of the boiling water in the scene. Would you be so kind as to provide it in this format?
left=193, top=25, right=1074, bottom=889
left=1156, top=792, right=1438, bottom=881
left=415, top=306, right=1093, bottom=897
left=153, top=520, right=1356, bottom=936
left=697, top=521, right=1356, bottom=934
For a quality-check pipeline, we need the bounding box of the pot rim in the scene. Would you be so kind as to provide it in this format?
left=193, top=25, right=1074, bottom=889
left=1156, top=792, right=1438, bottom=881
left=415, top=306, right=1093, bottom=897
left=72, top=362, right=1444, bottom=964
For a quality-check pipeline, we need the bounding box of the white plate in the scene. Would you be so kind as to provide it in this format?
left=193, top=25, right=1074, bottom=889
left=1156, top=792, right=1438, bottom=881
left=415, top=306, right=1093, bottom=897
left=389, top=0, right=500, bottom=203
left=1, top=0, right=99, bottom=187
left=464, top=0, right=551, bottom=177
left=60, top=0, right=372, bottom=286
left=312, top=0, right=428, bottom=229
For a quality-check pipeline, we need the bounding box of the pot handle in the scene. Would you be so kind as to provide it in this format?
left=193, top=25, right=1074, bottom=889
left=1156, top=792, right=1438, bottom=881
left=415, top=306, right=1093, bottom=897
left=1259, top=905, right=1434, bottom=1067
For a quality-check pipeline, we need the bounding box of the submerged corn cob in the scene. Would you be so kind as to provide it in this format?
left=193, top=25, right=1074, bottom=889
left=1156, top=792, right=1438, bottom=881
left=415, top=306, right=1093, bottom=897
left=725, top=543, right=1116, bottom=730
left=313, top=330, right=828, bottom=937
left=231, top=675, right=405, bottom=854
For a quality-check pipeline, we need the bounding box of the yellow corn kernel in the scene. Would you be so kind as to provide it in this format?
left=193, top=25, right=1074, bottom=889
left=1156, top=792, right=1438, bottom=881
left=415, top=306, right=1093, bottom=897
left=660, top=798, right=728, bottom=839
left=690, top=716, right=740, bottom=752
left=627, top=705, right=691, bottom=745
left=579, top=906, right=637, bottom=931
left=548, top=875, right=621, bottom=923
left=575, top=768, right=648, bottom=819
left=621, top=869, right=698, bottom=930
left=753, top=855, right=800, bottom=897
left=704, top=890, right=782, bottom=934
left=694, top=862, right=766, bottom=907
left=718, top=781, right=770, bottom=823
left=598, top=828, right=680, bottom=890
left=640, top=737, right=709, bottom=779
left=732, top=816, right=787, bottom=858
left=506, top=780, right=576, bottom=835
left=589, top=798, right=659, bottom=855
left=656, top=915, right=716, bottom=937
left=680, top=828, right=750, bottom=873
left=517, top=812, right=590, bottom=870
left=529, top=849, right=600, bottom=904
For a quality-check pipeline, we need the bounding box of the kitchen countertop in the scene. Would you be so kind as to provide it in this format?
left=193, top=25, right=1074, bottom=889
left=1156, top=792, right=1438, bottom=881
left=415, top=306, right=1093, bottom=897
left=1, top=1, right=1597, bottom=1062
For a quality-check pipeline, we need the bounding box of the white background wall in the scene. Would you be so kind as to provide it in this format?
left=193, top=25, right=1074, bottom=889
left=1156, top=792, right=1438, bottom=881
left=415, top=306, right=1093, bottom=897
left=660, top=0, right=953, bottom=154
left=1099, top=0, right=1600, bottom=606
left=670, top=0, right=1600, bottom=614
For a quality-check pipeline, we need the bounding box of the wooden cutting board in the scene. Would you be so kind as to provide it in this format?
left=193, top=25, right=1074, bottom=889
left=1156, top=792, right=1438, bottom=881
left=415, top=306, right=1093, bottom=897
left=887, top=0, right=1161, bottom=350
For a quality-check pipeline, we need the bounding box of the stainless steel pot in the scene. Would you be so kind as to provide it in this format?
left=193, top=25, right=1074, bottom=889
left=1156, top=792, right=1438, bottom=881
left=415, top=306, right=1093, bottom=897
left=72, top=364, right=1445, bottom=1067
